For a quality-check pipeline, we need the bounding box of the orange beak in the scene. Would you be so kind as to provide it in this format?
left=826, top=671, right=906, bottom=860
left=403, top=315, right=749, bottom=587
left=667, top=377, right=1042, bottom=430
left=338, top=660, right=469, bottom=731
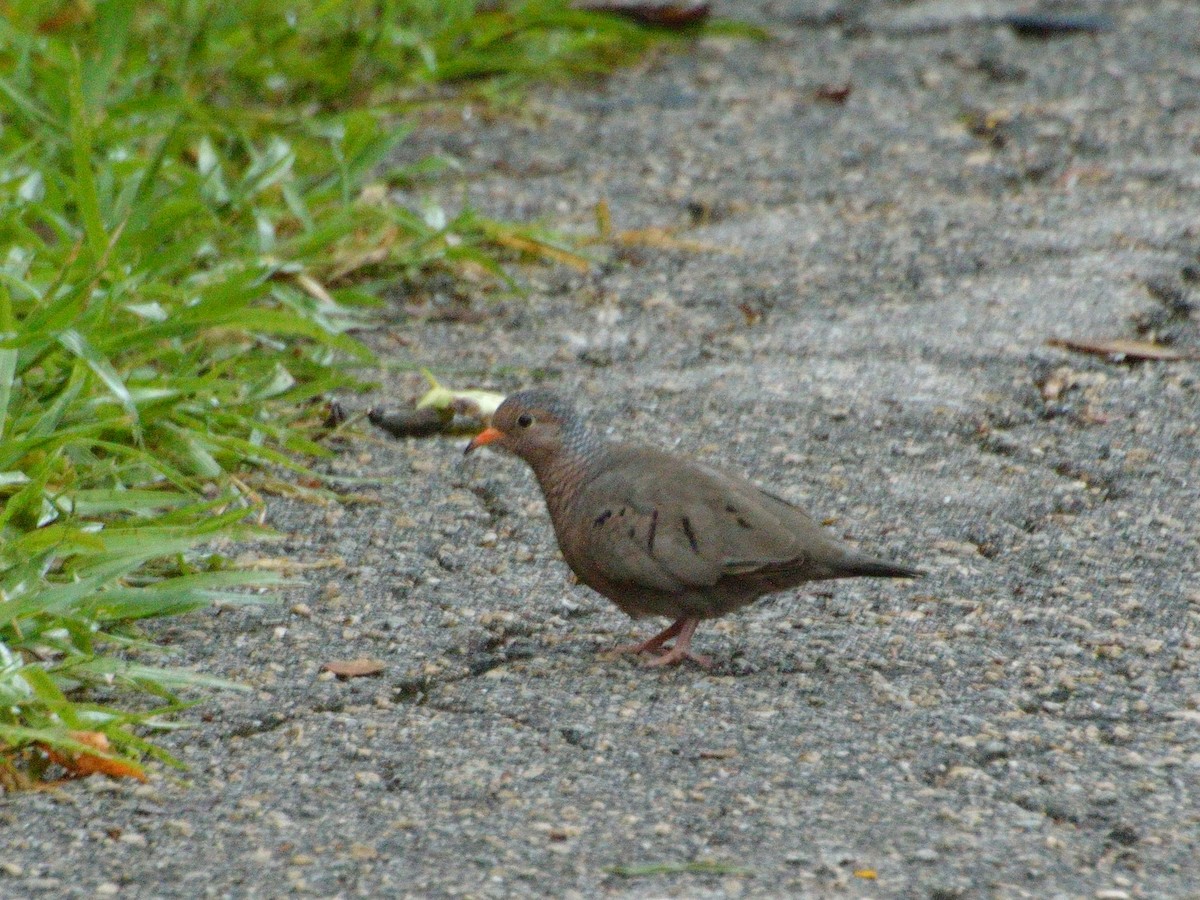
left=464, top=426, right=505, bottom=455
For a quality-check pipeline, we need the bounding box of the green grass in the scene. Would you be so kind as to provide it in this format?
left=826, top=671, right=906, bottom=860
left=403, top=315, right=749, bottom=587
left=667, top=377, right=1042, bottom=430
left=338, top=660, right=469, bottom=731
left=0, top=0, right=718, bottom=785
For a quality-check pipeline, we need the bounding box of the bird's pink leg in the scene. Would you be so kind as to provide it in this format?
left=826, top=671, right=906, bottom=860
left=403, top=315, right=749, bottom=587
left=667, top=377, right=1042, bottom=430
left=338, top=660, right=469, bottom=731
left=641, top=617, right=712, bottom=669
left=607, top=616, right=685, bottom=657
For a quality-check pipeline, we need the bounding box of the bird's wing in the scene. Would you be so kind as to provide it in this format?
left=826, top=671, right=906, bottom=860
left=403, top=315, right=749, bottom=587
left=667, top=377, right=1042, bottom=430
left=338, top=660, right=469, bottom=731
left=577, top=447, right=826, bottom=591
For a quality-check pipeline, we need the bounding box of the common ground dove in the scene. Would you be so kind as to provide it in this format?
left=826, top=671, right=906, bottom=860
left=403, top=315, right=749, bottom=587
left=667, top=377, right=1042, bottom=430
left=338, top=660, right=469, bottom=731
left=466, top=390, right=921, bottom=667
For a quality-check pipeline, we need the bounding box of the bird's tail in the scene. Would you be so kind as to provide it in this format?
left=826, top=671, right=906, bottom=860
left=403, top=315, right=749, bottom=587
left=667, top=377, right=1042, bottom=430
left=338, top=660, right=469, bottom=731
left=836, top=553, right=924, bottom=580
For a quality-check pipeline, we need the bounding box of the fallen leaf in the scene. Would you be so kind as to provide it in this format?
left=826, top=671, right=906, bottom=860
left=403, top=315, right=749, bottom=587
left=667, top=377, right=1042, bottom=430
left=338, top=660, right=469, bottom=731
left=369, top=406, right=453, bottom=438
left=238, top=554, right=346, bottom=573
left=492, top=233, right=591, bottom=272
left=697, top=747, right=739, bottom=759
left=1047, top=337, right=1199, bottom=362
left=37, top=5, right=93, bottom=32
left=40, top=731, right=148, bottom=783
left=0, top=755, right=36, bottom=791
left=738, top=302, right=762, bottom=326
left=323, top=658, right=387, bottom=679
left=595, top=199, right=612, bottom=239
left=814, top=82, right=852, bottom=103
left=327, top=240, right=393, bottom=282
left=574, top=1, right=711, bottom=27
left=291, top=271, right=336, bottom=306
left=611, top=227, right=736, bottom=254
left=402, top=304, right=491, bottom=324
left=1004, top=12, right=1114, bottom=39
left=854, top=868, right=878, bottom=880
left=415, top=370, right=507, bottom=420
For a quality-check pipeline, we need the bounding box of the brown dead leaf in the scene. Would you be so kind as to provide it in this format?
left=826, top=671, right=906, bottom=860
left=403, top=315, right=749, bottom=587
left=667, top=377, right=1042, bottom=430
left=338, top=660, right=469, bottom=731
left=37, top=2, right=93, bottom=32
left=611, top=227, right=736, bottom=255
left=0, top=754, right=36, bottom=791
left=738, top=302, right=762, bottom=326
left=40, top=731, right=148, bottom=783
left=697, top=747, right=739, bottom=760
left=237, top=554, right=347, bottom=573
left=574, top=1, right=711, bottom=27
left=323, top=657, right=388, bottom=679
left=403, top=304, right=492, bottom=325
left=1048, top=337, right=1199, bottom=362
left=292, top=271, right=336, bottom=306
left=328, top=246, right=392, bottom=283
left=814, top=82, right=853, bottom=103
left=369, top=406, right=452, bottom=438
left=325, top=224, right=401, bottom=282
left=227, top=473, right=264, bottom=505
left=493, top=233, right=591, bottom=272
left=595, top=199, right=612, bottom=240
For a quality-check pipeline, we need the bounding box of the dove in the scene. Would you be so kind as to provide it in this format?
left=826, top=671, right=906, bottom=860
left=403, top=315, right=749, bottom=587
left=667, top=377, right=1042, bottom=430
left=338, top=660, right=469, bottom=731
left=466, top=390, right=921, bottom=667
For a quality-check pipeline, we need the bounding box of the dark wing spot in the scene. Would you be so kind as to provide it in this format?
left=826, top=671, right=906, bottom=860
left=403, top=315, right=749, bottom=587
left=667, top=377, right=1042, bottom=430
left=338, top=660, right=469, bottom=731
left=619, top=507, right=626, bottom=517
left=628, top=526, right=636, bottom=538
left=736, top=516, right=753, bottom=529
left=757, top=486, right=801, bottom=510
left=728, top=552, right=810, bottom=576
left=681, top=516, right=700, bottom=554
left=725, top=504, right=738, bottom=513
left=647, top=509, right=658, bottom=554
left=593, top=510, right=612, bottom=528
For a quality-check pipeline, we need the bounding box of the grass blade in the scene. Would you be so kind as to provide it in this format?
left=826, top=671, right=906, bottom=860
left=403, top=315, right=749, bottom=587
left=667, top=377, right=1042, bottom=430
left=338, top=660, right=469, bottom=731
left=67, top=51, right=108, bottom=262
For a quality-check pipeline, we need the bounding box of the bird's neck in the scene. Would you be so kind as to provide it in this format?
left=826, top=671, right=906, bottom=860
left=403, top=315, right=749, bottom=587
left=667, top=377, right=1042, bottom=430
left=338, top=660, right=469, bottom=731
left=532, top=428, right=597, bottom=521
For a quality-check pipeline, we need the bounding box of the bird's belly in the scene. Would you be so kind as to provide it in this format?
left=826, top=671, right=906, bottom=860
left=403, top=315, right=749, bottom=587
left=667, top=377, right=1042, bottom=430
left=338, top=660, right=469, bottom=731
left=554, top=519, right=783, bottom=621
left=568, top=565, right=678, bottom=620
left=574, top=567, right=773, bottom=622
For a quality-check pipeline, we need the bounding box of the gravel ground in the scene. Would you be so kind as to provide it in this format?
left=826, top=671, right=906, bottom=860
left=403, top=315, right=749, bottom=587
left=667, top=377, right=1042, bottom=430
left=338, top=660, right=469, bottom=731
left=4, top=2, right=1200, bottom=898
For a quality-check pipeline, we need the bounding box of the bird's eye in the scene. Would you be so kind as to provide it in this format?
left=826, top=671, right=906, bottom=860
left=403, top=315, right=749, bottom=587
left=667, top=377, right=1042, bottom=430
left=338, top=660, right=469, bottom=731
left=516, top=413, right=534, bottom=428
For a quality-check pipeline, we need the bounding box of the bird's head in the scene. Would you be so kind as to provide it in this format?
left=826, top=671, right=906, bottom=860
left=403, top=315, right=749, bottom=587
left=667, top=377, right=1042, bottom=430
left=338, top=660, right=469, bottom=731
left=464, top=389, right=582, bottom=468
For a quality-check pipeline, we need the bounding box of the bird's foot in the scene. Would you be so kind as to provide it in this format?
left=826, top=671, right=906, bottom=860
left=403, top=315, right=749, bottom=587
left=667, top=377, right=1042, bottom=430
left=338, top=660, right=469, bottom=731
left=603, top=616, right=712, bottom=668
left=603, top=616, right=686, bottom=658
left=641, top=646, right=713, bottom=669
left=606, top=638, right=667, bottom=657
left=639, top=616, right=711, bottom=668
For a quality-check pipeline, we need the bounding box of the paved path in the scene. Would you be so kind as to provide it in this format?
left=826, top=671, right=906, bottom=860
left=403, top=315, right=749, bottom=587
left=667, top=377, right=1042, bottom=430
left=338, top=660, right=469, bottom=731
left=6, top=2, right=1199, bottom=897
